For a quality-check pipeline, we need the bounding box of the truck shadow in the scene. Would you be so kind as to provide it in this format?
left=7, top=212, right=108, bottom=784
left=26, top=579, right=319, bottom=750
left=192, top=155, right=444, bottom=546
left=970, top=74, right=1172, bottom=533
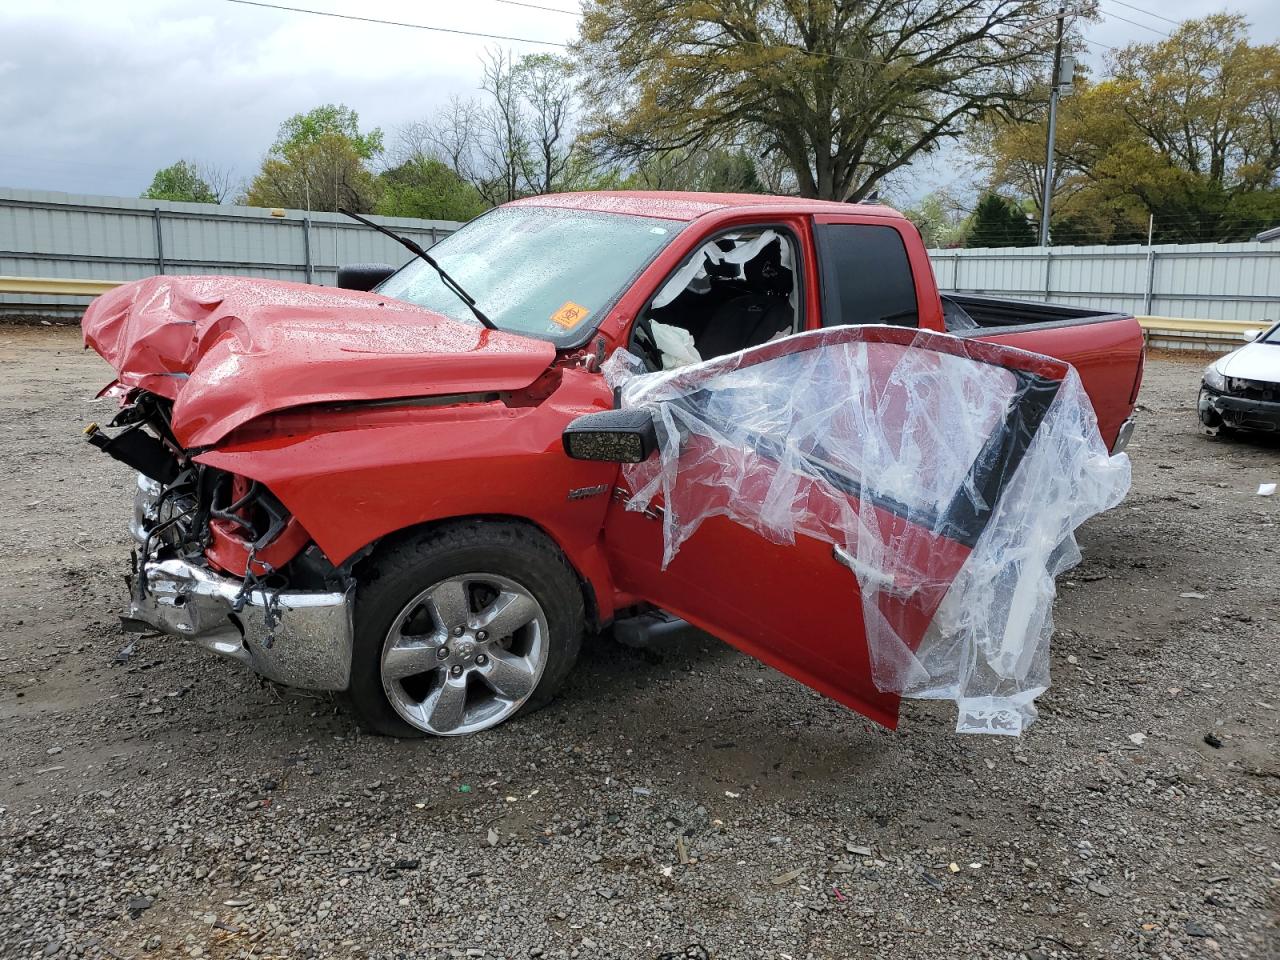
left=540, top=626, right=907, bottom=805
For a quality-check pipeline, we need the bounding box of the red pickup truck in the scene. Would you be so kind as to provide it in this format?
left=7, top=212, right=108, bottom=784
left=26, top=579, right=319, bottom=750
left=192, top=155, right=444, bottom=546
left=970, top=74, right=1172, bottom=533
left=82, top=191, right=1144, bottom=738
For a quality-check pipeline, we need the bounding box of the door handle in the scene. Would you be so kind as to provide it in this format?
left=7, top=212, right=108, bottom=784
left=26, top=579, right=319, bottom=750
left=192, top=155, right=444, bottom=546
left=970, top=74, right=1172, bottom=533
left=832, top=544, right=894, bottom=589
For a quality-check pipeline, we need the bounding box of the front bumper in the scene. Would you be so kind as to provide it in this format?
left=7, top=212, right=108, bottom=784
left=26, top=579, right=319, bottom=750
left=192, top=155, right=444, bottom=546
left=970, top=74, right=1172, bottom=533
left=127, top=476, right=353, bottom=691
left=1199, top=386, right=1280, bottom=432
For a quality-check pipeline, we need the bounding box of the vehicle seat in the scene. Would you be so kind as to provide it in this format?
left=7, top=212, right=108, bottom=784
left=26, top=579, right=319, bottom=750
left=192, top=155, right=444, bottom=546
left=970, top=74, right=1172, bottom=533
left=694, top=240, right=794, bottom=358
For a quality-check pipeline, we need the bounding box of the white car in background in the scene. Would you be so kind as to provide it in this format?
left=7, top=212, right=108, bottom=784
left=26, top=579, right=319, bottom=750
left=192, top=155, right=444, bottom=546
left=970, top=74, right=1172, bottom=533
left=1199, top=321, right=1280, bottom=437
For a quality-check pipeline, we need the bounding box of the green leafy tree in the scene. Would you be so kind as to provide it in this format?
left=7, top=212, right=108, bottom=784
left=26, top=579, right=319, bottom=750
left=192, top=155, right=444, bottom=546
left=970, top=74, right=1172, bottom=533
left=974, top=14, right=1280, bottom=242
left=629, top=146, right=765, bottom=192
left=244, top=105, right=383, bottom=212
left=902, top=190, right=969, bottom=248
left=577, top=0, right=1064, bottom=201
left=142, top=160, right=217, bottom=203
left=376, top=158, right=488, bottom=221
left=965, top=193, right=1036, bottom=247
left=272, top=104, right=383, bottom=159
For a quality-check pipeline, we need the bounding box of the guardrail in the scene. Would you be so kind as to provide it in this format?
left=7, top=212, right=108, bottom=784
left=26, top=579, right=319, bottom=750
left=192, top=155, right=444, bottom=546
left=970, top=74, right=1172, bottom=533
left=0, top=277, right=1260, bottom=353
left=0, top=276, right=121, bottom=297
left=1134, top=315, right=1258, bottom=353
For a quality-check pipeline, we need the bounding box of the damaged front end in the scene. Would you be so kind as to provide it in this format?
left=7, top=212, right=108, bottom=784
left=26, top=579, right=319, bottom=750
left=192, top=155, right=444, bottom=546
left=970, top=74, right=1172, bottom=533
left=92, top=389, right=354, bottom=691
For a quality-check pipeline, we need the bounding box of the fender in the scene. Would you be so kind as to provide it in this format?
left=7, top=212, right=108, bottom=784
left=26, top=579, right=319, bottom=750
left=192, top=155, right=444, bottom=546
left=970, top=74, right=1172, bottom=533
left=195, top=367, right=624, bottom=620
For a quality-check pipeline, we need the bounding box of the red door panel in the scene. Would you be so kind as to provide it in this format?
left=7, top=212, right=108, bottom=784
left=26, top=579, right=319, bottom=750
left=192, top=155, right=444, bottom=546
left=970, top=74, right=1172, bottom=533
left=599, top=326, right=1070, bottom=729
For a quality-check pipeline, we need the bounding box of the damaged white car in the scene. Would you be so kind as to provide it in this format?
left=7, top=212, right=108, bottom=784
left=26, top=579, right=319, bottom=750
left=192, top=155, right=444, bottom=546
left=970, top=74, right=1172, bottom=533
left=1199, top=321, right=1280, bottom=437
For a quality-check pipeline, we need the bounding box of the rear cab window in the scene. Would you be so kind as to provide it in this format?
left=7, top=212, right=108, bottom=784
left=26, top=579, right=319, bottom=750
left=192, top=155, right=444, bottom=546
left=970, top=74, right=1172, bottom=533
left=815, top=223, right=918, bottom=328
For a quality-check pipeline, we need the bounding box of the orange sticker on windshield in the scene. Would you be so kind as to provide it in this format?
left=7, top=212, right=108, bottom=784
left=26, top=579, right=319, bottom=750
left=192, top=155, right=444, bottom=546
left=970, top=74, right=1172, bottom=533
left=550, top=301, right=590, bottom=329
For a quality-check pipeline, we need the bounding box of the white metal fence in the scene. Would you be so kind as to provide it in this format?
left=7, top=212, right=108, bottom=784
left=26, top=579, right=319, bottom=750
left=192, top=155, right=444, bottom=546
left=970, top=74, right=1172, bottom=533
left=928, top=241, right=1280, bottom=324
left=0, top=187, right=462, bottom=317
left=6, top=188, right=1278, bottom=327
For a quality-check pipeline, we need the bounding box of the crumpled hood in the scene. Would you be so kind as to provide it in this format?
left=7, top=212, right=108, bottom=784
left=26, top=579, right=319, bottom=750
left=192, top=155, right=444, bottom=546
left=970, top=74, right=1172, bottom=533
left=82, top=275, right=556, bottom=447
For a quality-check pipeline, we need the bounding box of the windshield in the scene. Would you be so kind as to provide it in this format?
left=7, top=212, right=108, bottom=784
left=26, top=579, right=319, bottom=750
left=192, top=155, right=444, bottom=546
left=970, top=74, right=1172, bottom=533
left=1260, top=322, right=1280, bottom=344
left=378, top=205, right=681, bottom=345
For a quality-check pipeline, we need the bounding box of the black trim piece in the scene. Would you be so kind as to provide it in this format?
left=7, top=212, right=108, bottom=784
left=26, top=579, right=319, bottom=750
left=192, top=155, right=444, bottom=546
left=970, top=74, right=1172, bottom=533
left=937, top=372, right=1061, bottom=546
left=85, top=423, right=179, bottom=485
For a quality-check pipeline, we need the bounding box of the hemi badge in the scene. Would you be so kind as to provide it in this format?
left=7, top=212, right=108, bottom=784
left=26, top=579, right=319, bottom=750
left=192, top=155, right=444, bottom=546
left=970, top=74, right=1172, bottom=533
left=566, top=484, right=610, bottom=501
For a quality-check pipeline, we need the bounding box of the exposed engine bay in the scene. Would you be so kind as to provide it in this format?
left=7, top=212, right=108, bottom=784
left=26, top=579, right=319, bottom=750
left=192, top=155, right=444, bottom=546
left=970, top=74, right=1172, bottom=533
left=86, top=388, right=355, bottom=688
left=88, top=389, right=332, bottom=585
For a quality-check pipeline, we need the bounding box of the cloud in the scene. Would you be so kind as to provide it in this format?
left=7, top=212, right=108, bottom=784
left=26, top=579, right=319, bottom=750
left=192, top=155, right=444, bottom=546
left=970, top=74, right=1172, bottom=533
left=1, top=0, right=1275, bottom=201
left=0, top=0, right=574, bottom=197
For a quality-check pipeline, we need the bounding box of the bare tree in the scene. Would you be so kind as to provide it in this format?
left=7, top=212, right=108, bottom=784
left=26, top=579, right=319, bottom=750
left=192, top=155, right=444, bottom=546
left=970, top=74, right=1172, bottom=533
left=515, top=54, right=577, bottom=194
left=197, top=162, right=241, bottom=204
left=392, top=49, right=584, bottom=203
left=475, top=49, right=529, bottom=204
left=395, top=96, right=484, bottom=182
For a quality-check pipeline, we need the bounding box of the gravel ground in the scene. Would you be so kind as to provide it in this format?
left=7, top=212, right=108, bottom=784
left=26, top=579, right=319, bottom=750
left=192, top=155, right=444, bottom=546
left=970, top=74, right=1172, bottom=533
left=0, top=326, right=1277, bottom=960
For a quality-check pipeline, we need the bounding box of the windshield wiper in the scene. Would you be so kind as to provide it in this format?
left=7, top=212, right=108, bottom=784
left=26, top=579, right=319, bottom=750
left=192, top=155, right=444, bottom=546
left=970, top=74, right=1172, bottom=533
left=338, top=208, right=497, bottom=331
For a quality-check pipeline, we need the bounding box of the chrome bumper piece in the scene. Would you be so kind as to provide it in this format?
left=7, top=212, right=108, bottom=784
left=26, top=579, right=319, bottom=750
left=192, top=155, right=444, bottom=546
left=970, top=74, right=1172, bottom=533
left=1110, top=416, right=1137, bottom=455
left=127, top=475, right=353, bottom=691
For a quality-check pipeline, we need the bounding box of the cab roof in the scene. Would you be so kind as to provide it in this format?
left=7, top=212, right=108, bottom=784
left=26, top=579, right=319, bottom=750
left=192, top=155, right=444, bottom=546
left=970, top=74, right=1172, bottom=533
left=508, top=190, right=908, bottom=223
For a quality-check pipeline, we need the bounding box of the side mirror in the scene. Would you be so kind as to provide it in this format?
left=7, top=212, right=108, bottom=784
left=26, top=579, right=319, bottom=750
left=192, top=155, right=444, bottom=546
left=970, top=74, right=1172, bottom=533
left=563, top=408, right=658, bottom=463
left=1241, top=328, right=1262, bottom=342
left=336, top=263, right=395, bottom=291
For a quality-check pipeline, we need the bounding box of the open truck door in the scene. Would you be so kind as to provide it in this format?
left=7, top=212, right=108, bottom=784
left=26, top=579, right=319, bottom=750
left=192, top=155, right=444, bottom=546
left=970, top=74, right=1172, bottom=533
left=565, top=325, right=1123, bottom=734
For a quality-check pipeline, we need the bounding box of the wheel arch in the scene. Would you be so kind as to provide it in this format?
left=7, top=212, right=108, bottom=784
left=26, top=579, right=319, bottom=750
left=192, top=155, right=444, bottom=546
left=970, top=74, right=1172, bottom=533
left=348, top=513, right=611, bottom=632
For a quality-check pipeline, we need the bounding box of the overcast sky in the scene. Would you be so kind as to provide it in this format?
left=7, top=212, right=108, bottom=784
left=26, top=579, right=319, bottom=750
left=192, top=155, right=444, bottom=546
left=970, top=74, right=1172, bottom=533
left=1, top=0, right=1276, bottom=204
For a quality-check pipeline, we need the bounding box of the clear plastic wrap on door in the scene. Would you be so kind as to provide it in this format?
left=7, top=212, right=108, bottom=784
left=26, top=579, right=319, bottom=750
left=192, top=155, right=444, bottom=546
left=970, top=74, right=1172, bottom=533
left=602, top=327, right=1131, bottom=735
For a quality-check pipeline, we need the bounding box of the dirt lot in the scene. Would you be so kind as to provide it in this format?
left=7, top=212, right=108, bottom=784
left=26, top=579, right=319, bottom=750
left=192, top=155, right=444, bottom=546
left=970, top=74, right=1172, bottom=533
left=0, top=325, right=1276, bottom=960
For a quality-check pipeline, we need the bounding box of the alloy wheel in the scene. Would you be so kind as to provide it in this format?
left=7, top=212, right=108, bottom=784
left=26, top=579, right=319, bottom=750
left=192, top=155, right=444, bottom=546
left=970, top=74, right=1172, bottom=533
left=380, top=573, right=549, bottom=735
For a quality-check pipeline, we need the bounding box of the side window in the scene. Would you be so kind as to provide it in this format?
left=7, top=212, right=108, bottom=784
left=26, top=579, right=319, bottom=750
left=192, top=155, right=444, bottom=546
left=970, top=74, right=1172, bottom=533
left=815, top=224, right=918, bottom=328
left=632, top=227, right=800, bottom=369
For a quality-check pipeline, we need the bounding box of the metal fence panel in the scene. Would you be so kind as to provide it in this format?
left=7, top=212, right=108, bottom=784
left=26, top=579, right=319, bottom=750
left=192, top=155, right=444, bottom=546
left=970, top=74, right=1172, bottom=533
left=0, top=187, right=462, bottom=316
left=6, top=187, right=1279, bottom=324
left=928, top=241, right=1280, bottom=323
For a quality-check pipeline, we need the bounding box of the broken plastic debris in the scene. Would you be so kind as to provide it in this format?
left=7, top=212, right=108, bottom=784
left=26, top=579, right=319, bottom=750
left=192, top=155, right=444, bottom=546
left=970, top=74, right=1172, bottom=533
left=1258, top=483, right=1276, bottom=496
left=607, top=327, right=1130, bottom=736
left=771, top=867, right=805, bottom=886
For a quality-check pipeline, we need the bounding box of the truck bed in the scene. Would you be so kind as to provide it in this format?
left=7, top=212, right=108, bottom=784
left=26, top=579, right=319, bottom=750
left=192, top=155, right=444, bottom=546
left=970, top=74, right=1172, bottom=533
left=937, top=293, right=1144, bottom=452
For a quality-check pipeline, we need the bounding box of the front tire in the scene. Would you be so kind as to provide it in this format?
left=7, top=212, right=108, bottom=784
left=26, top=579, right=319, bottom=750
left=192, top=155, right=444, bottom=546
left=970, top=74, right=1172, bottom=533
left=348, top=521, right=584, bottom=737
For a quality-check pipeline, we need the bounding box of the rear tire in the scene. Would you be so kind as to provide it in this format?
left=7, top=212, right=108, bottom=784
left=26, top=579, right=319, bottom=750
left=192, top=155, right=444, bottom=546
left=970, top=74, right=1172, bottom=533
left=347, top=521, right=584, bottom=737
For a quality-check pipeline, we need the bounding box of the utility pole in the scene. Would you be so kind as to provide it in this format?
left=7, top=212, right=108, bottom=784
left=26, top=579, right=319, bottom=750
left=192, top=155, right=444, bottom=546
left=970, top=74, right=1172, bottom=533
left=1039, top=4, right=1067, bottom=248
